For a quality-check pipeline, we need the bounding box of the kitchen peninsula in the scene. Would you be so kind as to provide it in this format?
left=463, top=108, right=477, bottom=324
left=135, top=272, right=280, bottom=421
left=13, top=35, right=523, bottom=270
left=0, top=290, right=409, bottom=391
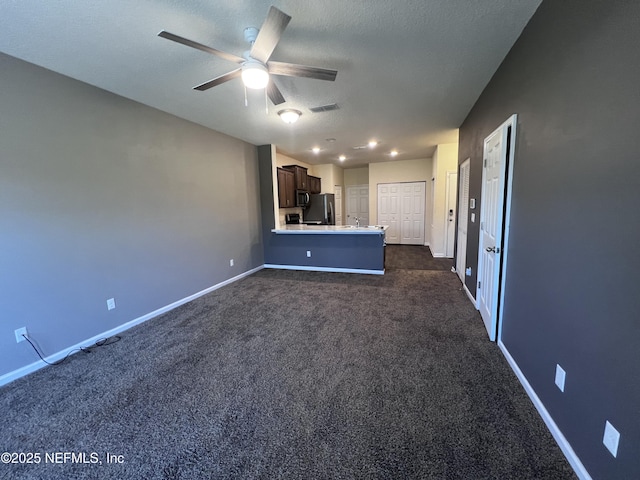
left=267, top=224, right=387, bottom=274
left=273, top=225, right=387, bottom=234
left=259, top=145, right=387, bottom=275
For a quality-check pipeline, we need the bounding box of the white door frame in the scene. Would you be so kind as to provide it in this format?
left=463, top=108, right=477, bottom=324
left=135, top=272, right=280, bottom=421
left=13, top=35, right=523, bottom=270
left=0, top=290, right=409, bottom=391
left=477, top=114, right=517, bottom=342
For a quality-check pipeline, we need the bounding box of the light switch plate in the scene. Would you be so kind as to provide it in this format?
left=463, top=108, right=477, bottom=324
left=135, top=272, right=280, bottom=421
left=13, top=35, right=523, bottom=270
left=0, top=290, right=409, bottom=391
left=107, top=298, right=116, bottom=310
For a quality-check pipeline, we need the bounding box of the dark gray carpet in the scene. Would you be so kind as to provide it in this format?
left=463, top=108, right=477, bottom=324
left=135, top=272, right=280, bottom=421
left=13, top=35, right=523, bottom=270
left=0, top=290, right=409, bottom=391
left=0, top=259, right=576, bottom=479
left=385, top=245, right=454, bottom=271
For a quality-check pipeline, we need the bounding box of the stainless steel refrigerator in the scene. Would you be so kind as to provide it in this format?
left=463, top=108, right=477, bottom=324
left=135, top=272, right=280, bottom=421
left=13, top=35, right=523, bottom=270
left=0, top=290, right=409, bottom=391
left=303, top=193, right=335, bottom=225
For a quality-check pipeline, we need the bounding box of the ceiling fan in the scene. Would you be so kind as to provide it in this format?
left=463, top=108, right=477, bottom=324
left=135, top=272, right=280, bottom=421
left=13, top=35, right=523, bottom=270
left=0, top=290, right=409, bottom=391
left=158, top=5, right=338, bottom=106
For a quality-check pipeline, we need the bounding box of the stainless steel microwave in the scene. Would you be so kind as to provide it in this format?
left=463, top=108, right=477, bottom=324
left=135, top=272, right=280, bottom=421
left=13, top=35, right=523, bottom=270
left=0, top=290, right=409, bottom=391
left=296, top=190, right=310, bottom=208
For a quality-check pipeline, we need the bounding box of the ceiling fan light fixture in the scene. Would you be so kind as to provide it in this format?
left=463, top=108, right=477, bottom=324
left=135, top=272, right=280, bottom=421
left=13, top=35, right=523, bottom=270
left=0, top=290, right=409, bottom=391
left=390, top=150, right=399, bottom=157
left=241, top=60, right=269, bottom=89
left=278, top=109, right=302, bottom=124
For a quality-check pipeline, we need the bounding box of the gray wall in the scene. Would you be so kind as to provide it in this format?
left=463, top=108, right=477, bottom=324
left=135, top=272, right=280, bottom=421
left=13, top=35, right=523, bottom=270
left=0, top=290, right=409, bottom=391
left=458, top=1, right=640, bottom=478
left=0, top=53, right=263, bottom=378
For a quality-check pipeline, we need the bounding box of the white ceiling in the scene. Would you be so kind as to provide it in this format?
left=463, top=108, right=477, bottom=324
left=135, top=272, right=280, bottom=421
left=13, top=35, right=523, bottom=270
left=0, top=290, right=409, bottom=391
left=0, top=0, right=541, bottom=167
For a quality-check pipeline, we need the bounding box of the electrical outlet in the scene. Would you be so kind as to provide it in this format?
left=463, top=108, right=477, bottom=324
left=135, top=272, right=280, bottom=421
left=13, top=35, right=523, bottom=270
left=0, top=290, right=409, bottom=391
left=306, top=250, right=311, bottom=257
left=603, top=421, right=620, bottom=457
left=15, top=327, right=28, bottom=343
left=106, top=298, right=116, bottom=311
left=465, top=267, right=472, bottom=276
left=230, top=259, right=234, bottom=267
left=555, top=364, right=566, bottom=392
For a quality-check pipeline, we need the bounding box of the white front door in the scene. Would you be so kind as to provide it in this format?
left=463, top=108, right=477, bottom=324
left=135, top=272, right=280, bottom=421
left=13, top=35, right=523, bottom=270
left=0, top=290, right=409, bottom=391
left=477, top=115, right=516, bottom=341
left=456, top=159, right=470, bottom=283
left=346, top=185, right=369, bottom=226
left=445, top=171, right=458, bottom=257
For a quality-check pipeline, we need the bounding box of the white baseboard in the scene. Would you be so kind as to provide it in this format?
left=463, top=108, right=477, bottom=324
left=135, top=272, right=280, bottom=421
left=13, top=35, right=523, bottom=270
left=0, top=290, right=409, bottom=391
left=463, top=283, right=477, bottom=307
left=498, top=340, right=592, bottom=480
left=264, top=264, right=384, bottom=275
left=0, top=265, right=264, bottom=387
left=432, top=252, right=447, bottom=258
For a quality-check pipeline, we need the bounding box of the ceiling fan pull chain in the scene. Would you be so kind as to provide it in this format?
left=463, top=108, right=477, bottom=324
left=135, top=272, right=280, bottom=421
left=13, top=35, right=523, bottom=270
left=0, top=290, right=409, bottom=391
left=244, top=85, right=248, bottom=107
left=265, top=89, right=269, bottom=115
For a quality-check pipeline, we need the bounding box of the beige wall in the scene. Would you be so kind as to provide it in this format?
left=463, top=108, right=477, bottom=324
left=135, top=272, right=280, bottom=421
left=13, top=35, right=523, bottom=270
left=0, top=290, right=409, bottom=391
left=275, top=152, right=312, bottom=170
left=344, top=167, right=369, bottom=186
left=312, top=163, right=345, bottom=194
left=368, top=158, right=432, bottom=232
left=430, top=143, right=459, bottom=256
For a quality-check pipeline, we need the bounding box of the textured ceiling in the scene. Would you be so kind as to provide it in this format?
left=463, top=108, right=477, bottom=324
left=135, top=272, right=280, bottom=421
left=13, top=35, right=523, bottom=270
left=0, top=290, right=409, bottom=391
left=0, top=0, right=541, bottom=167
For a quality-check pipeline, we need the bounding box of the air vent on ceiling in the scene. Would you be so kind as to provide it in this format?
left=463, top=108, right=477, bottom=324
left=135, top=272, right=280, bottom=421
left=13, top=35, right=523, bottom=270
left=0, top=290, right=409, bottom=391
left=309, top=103, right=340, bottom=113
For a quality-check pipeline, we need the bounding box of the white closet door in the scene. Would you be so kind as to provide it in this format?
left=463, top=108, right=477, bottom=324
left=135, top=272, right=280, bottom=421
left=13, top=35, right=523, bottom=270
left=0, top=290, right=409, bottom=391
left=378, top=182, right=425, bottom=245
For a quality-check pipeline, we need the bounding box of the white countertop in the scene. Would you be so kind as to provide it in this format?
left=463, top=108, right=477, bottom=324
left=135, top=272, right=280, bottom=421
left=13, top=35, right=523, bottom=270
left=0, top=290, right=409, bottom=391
left=272, top=225, right=388, bottom=235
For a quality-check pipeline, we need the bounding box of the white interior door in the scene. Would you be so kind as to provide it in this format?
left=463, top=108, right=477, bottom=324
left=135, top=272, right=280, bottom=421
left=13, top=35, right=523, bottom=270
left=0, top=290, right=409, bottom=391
left=346, top=185, right=368, bottom=226
left=378, top=184, right=400, bottom=243
left=335, top=185, right=343, bottom=225
left=400, top=182, right=426, bottom=245
left=358, top=186, right=369, bottom=226
left=456, top=159, right=470, bottom=283
left=445, top=171, right=458, bottom=257
left=478, top=116, right=516, bottom=341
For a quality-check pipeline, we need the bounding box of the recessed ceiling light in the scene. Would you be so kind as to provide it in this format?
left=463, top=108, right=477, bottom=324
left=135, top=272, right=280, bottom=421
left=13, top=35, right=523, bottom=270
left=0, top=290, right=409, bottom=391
left=339, top=155, right=346, bottom=162
left=312, top=147, right=320, bottom=154
left=390, top=150, right=398, bottom=157
left=325, top=138, right=336, bottom=143
left=368, top=140, right=378, bottom=148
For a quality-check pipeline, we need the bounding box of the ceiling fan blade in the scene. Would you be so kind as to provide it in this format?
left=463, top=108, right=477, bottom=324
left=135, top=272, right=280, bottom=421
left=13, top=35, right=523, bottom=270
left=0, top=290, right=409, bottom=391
left=158, top=31, right=244, bottom=64
left=268, top=61, right=338, bottom=81
left=250, top=6, right=291, bottom=63
left=193, top=69, right=242, bottom=91
left=266, top=80, right=286, bottom=105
